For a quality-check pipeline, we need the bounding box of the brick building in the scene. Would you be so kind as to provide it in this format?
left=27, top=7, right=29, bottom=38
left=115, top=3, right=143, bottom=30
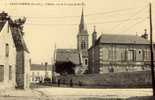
left=88, top=28, right=153, bottom=74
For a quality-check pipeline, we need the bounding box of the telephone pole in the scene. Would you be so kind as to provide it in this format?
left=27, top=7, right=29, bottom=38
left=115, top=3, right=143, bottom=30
left=149, top=2, right=155, bottom=96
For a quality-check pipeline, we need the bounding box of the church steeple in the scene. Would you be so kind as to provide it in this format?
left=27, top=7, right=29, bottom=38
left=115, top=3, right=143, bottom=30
left=77, top=7, right=89, bottom=71
left=79, top=8, right=87, bottom=33
left=77, top=8, right=88, bottom=51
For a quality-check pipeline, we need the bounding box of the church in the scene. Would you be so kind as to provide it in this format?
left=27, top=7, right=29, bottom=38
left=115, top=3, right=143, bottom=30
left=55, top=9, right=89, bottom=75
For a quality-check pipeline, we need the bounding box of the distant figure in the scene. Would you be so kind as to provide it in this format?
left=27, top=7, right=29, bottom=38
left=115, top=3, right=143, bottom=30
left=79, top=81, right=82, bottom=87
left=70, top=79, right=73, bottom=87
left=58, top=79, right=60, bottom=87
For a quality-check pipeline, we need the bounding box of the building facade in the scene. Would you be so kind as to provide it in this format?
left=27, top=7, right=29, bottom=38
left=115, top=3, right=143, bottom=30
left=0, top=17, right=16, bottom=90
left=0, top=11, right=30, bottom=89
left=30, top=63, right=52, bottom=83
left=88, top=30, right=152, bottom=74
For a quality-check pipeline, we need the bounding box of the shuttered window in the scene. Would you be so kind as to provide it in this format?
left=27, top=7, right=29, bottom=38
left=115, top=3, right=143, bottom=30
left=0, top=65, right=4, bottom=82
left=9, top=65, right=12, bottom=80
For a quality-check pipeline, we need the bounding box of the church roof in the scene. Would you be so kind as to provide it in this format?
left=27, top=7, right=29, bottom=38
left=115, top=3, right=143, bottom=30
left=96, top=34, right=150, bottom=45
left=55, top=49, right=81, bottom=65
left=31, top=64, right=52, bottom=71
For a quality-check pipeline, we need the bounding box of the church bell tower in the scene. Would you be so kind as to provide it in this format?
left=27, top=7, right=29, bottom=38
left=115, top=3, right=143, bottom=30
left=77, top=8, right=89, bottom=69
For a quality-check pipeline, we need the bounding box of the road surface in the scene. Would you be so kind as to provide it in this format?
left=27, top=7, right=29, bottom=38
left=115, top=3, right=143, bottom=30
left=0, top=87, right=153, bottom=100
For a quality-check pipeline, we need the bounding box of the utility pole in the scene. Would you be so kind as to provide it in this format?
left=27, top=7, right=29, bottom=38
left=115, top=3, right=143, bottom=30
left=149, top=2, right=155, bottom=96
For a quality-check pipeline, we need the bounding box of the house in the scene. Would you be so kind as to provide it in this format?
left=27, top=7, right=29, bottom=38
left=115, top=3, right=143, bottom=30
left=30, top=63, right=52, bottom=83
left=54, top=9, right=89, bottom=75
left=0, top=11, right=30, bottom=89
left=9, top=16, right=31, bottom=89
left=0, top=12, right=16, bottom=90
left=88, top=28, right=152, bottom=74
left=55, top=49, right=83, bottom=74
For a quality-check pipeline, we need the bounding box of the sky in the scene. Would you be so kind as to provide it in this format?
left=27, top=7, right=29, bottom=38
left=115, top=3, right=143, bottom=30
left=0, top=0, right=155, bottom=64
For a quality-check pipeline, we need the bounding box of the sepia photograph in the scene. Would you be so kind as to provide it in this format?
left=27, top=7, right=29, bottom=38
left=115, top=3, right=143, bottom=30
left=0, top=0, right=155, bottom=100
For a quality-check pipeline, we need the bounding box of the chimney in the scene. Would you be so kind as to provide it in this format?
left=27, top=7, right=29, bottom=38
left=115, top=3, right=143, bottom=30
left=45, top=62, right=48, bottom=66
left=92, top=25, right=97, bottom=46
left=141, top=29, right=148, bottom=40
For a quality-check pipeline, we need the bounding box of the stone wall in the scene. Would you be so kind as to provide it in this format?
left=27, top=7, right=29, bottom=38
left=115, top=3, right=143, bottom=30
left=58, top=71, right=153, bottom=88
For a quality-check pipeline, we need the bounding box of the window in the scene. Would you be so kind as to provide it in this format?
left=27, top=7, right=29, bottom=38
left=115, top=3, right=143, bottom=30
left=127, top=50, right=135, bottom=61
left=121, top=50, right=126, bottom=61
left=108, top=67, right=114, bottom=73
left=0, top=65, right=4, bottom=82
left=85, top=59, right=88, bottom=65
left=9, top=65, right=12, bottom=80
left=81, top=41, right=86, bottom=49
left=108, top=49, right=113, bottom=60
left=5, top=43, right=9, bottom=57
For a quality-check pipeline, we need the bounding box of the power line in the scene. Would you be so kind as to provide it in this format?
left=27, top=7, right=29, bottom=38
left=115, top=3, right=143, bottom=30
left=119, top=17, right=148, bottom=33
left=25, top=17, right=147, bottom=26
left=12, top=6, right=145, bottom=19
left=110, top=5, right=147, bottom=32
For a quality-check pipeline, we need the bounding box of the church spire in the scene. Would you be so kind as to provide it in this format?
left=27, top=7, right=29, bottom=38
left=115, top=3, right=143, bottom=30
left=79, top=8, right=87, bottom=33
left=80, top=8, right=84, bottom=25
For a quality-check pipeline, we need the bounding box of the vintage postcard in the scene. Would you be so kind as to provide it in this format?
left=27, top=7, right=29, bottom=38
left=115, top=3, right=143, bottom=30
left=0, top=0, right=155, bottom=100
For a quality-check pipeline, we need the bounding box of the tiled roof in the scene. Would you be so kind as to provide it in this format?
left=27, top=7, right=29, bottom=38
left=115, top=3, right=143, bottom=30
left=56, top=49, right=81, bottom=65
left=0, top=21, right=5, bottom=32
left=10, top=25, right=30, bottom=53
left=0, top=11, right=29, bottom=53
left=31, top=64, right=52, bottom=71
left=97, top=34, right=150, bottom=44
left=0, top=12, right=7, bottom=32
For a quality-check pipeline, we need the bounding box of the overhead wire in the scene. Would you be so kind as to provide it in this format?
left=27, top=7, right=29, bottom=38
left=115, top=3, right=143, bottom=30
left=12, top=6, right=145, bottom=19
left=119, top=17, right=148, bottom=33
left=110, top=5, right=148, bottom=33
left=25, top=17, right=147, bottom=26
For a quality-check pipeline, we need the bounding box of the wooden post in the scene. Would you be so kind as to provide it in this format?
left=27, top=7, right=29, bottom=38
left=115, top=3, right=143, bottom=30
left=149, top=2, right=155, bottom=96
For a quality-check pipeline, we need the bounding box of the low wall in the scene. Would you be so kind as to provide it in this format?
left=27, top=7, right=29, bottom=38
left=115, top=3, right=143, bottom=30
left=57, top=71, right=153, bottom=88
